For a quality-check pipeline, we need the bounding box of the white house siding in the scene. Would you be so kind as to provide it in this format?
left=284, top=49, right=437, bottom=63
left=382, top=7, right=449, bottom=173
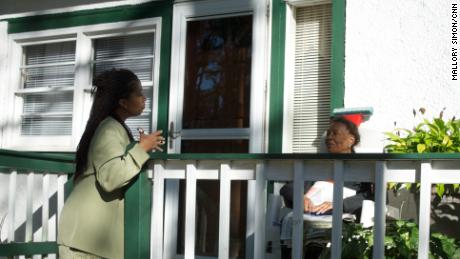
left=345, top=0, right=460, bottom=133
left=0, top=0, right=135, bottom=17
left=0, top=21, right=7, bottom=142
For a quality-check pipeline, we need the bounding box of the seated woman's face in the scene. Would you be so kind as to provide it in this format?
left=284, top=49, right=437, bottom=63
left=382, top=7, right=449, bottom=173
left=326, top=122, right=356, bottom=153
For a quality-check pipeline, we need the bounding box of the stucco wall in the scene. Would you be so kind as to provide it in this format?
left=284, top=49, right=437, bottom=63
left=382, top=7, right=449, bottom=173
left=345, top=0, right=460, bottom=134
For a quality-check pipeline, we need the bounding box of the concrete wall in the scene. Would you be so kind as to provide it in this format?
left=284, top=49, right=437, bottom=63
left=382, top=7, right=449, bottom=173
left=344, top=0, right=460, bottom=134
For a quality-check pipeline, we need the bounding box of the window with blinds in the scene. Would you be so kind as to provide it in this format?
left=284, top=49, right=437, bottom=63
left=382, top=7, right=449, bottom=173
left=20, top=41, right=76, bottom=136
left=291, top=4, right=332, bottom=152
left=92, top=33, right=155, bottom=139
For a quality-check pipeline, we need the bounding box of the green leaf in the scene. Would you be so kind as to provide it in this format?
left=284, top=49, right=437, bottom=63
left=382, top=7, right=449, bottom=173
left=454, top=184, right=460, bottom=192
left=385, top=132, right=403, bottom=141
left=417, top=144, right=426, bottom=153
left=437, top=184, right=445, bottom=198
left=442, top=135, right=451, bottom=146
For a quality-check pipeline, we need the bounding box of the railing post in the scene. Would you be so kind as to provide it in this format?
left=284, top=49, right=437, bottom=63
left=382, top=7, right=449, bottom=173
left=42, top=173, right=50, bottom=242
left=57, top=174, right=67, bottom=226
left=7, top=170, right=17, bottom=242
left=331, top=160, right=344, bottom=259
left=254, top=162, right=266, bottom=259
left=292, top=160, right=304, bottom=259
left=163, top=178, right=180, bottom=259
left=373, top=161, right=387, bottom=259
left=26, top=171, right=34, bottom=242
left=185, top=163, right=198, bottom=259
left=151, top=162, right=165, bottom=259
left=418, top=161, right=432, bottom=259
left=218, top=163, right=231, bottom=259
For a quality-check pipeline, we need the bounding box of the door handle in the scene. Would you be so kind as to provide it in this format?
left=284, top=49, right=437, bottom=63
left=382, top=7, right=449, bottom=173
left=168, top=121, right=181, bottom=149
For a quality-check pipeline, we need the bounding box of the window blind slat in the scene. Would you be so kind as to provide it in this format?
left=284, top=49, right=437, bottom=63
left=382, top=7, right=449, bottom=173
left=21, top=117, right=72, bottom=136
left=23, top=65, right=75, bottom=89
left=93, top=34, right=155, bottom=135
left=93, top=58, right=153, bottom=82
left=23, top=92, right=73, bottom=114
left=20, top=41, right=76, bottom=137
left=292, top=4, right=332, bottom=153
left=94, top=34, right=154, bottom=60
left=25, top=42, right=76, bottom=65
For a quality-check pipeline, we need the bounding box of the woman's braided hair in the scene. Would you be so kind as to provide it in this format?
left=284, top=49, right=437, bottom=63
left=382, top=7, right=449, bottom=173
left=75, top=69, right=139, bottom=180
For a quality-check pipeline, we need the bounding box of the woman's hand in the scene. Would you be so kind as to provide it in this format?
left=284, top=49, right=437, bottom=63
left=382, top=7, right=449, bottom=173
left=138, top=129, right=165, bottom=152
left=311, top=201, right=333, bottom=215
left=304, top=197, right=315, bottom=212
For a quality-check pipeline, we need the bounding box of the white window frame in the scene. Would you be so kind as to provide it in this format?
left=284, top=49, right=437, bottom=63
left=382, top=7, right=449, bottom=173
left=282, top=0, right=332, bottom=153
left=2, top=17, right=162, bottom=151
left=168, top=0, right=269, bottom=154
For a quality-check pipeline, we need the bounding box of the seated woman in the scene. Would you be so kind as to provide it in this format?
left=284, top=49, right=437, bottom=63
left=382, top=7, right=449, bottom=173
left=280, top=116, right=373, bottom=220
left=279, top=116, right=373, bottom=259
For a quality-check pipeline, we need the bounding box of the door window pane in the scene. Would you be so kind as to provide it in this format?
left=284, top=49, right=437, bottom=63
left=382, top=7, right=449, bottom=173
left=183, top=15, right=252, bottom=129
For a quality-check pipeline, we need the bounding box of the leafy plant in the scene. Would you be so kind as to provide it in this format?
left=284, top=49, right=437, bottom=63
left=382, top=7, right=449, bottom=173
left=385, top=108, right=460, bottom=197
left=385, top=108, right=460, bottom=153
left=342, top=220, right=460, bottom=259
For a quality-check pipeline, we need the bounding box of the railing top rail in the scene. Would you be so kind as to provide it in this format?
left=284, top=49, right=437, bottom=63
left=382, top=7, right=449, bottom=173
left=148, top=152, right=460, bottom=161
left=0, top=149, right=75, bottom=174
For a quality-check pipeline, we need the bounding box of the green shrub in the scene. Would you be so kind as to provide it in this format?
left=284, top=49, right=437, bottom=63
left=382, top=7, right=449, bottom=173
left=385, top=108, right=460, bottom=197
left=341, top=220, right=460, bottom=259
left=385, top=108, right=460, bottom=154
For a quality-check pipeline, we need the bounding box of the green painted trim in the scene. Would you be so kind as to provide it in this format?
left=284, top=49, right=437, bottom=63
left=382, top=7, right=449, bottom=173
left=0, top=242, right=57, bottom=256
left=156, top=3, right=173, bottom=153
left=0, top=149, right=74, bottom=162
left=0, top=149, right=75, bottom=173
left=6, top=1, right=171, bottom=34
left=124, top=172, right=152, bottom=259
left=148, top=152, right=460, bottom=160
left=268, top=0, right=287, bottom=154
left=330, top=0, right=346, bottom=111
left=124, top=4, right=172, bottom=259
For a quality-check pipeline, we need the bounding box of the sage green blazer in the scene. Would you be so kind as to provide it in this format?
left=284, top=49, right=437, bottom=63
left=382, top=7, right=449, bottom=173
left=58, top=117, right=150, bottom=259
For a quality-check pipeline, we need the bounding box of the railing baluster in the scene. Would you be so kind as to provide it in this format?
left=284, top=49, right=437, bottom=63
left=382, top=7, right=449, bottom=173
left=8, top=170, right=17, bottom=242
left=151, top=162, right=165, bottom=259
left=163, top=179, right=180, bottom=259
left=331, top=160, right=344, bottom=259
left=418, top=161, right=432, bottom=259
left=373, top=161, right=387, bottom=259
left=245, top=179, right=256, bottom=259
left=184, top=163, right=197, bottom=259
left=218, top=163, right=231, bottom=259
left=42, top=173, right=49, bottom=242
left=26, top=171, right=34, bottom=242
left=292, top=160, right=304, bottom=259
left=57, top=174, right=67, bottom=228
left=254, top=162, right=266, bottom=259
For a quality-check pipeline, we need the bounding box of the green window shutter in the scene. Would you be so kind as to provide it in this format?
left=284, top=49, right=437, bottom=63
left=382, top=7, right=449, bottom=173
left=292, top=4, right=332, bottom=152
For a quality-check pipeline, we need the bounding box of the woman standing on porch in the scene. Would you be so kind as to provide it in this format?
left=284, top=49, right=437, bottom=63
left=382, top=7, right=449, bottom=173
left=58, top=69, right=165, bottom=259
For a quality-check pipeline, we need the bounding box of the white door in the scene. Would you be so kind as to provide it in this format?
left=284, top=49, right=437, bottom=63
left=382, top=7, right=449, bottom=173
left=164, top=1, right=269, bottom=258
left=168, top=0, right=268, bottom=154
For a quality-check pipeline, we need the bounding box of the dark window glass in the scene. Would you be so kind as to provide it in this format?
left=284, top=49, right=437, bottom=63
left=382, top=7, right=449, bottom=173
left=177, top=180, right=247, bottom=258
left=183, top=15, right=252, bottom=129
left=181, top=140, right=249, bottom=153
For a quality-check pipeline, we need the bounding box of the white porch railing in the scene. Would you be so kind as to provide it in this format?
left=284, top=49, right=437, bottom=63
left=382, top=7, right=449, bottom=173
left=1, top=151, right=459, bottom=259
left=147, top=154, right=460, bottom=259
left=0, top=150, right=74, bottom=259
